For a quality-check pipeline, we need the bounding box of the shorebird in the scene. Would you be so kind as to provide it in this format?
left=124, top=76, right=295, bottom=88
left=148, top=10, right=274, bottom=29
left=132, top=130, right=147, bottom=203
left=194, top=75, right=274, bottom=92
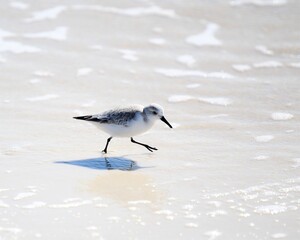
left=73, top=104, right=172, bottom=153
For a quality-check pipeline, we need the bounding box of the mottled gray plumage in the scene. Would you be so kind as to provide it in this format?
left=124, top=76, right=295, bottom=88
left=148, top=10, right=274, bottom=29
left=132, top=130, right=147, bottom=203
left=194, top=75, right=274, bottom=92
left=73, top=107, right=140, bottom=126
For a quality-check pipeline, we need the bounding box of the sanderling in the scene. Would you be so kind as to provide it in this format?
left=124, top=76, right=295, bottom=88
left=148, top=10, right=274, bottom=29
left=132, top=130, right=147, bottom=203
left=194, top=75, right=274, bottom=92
left=73, top=104, right=172, bottom=153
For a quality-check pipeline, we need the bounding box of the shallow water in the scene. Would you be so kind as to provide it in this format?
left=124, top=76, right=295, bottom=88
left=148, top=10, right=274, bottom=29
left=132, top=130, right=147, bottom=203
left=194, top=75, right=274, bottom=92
left=0, top=0, right=299, bottom=239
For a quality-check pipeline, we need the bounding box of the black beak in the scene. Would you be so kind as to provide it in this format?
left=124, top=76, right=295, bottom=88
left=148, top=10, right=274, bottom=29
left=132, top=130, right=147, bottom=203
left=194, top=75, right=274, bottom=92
left=160, top=116, right=173, bottom=128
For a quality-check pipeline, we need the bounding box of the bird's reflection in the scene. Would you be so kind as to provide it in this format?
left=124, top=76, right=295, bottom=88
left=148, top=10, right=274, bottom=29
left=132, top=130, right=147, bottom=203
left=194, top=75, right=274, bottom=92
left=56, top=156, right=138, bottom=171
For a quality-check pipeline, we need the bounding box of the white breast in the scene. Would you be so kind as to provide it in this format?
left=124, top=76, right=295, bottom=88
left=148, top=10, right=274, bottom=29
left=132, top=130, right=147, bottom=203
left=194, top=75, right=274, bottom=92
left=94, top=113, right=155, bottom=137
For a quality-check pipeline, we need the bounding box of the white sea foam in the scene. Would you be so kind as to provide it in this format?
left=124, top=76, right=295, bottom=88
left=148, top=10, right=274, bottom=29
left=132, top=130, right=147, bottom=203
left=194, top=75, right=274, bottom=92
left=128, top=200, right=151, bottom=205
left=271, top=112, right=294, bottom=121
left=27, top=186, right=38, bottom=191
left=271, top=233, right=287, bottom=239
left=128, top=206, right=137, bottom=211
left=255, top=45, right=274, bottom=55
left=207, top=210, right=228, bottom=217
left=29, top=78, right=41, bottom=84
left=182, top=204, right=194, bottom=211
left=0, top=200, right=9, bottom=208
left=288, top=62, right=300, bottom=68
left=25, top=6, right=66, bottom=22
left=255, top=205, right=287, bottom=214
left=186, top=23, right=222, bottom=47
left=155, top=68, right=234, bottom=79
left=49, top=200, right=92, bottom=208
left=0, top=28, right=15, bottom=38
left=254, top=135, right=274, bottom=142
left=208, top=201, right=222, bottom=207
left=24, top=27, right=67, bottom=41
left=155, top=210, right=173, bottom=215
left=0, top=40, right=41, bottom=53
left=291, top=158, right=300, bottom=168
left=35, top=233, right=42, bottom=238
left=77, top=68, right=93, bottom=76
left=167, top=197, right=176, bottom=201
left=26, top=94, right=58, bottom=102
left=86, top=226, right=98, bottom=231
left=33, top=71, right=54, bottom=77
left=241, top=194, right=259, bottom=201
left=254, top=155, right=269, bottom=160
left=108, top=216, right=121, bottom=222
left=149, top=38, right=166, bottom=45
left=14, top=192, right=36, bottom=200
left=185, top=214, right=198, bottom=219
left=205, top=230, right=222, bottom=240
left=198, top=97, right=232, bottom=106
left=285, top=129, right=294, bottom=133
left=20, top=201, right=46, bottom=209
left=253, top=61, right=283, bottom=68
left=183, top=176, right=197, bottom=181
left=240, top=212, right=251, bottom=218
left=209, top=114, right=229, bottom=118
left=10, top=1, right=29, bottom=10
left=72, top=5, right=176, bottom=18
left=280, top=186, right=300, bottom=193
left=0, top=56, right=6, bottom=63
left=0, top=227, right=22, bottom=234
left=232, top=64, right=252, bottom=72
left=185, top=223, right=198, bottom=228
left=168, top=95, right=194, bottom=103
left=186, top=83, right=200, bottom=88
left=0, top=188, right=9, bottom=192
left=96, top=203, right=108, bottom=208
left=177, top=55, right=196, bottom=67
left=230, top=0, right=287, bottom=6
left=119, top=49, right=139, bottom=61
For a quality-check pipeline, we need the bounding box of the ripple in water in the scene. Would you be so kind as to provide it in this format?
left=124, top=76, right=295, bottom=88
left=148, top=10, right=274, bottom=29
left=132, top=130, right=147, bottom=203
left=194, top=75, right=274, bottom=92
left=186, top=23, right=222, bottom=47
left=24, top=6, right=66, bottom=22
left=271, top=112, right=294, bottom=121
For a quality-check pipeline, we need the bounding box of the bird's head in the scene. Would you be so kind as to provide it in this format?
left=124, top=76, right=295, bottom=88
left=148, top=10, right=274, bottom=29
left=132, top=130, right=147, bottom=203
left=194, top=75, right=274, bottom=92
left=143, top=104, right=173, bottom=128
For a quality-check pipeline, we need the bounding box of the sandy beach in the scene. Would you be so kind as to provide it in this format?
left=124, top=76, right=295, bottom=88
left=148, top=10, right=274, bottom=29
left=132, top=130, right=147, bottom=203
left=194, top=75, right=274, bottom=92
left=0, top=0, right=299, bottom=239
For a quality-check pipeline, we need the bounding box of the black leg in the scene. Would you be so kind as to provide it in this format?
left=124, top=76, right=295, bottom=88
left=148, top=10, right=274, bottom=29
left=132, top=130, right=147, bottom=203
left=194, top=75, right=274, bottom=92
left=102, top=137, right=112, bottom=153
left=130, top=137, right=158, bottom=152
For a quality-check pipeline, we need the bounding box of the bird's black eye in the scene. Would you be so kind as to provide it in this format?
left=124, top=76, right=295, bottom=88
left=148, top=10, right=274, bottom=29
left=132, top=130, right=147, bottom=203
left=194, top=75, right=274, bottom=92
left=153, top=111, right=157, bottom=115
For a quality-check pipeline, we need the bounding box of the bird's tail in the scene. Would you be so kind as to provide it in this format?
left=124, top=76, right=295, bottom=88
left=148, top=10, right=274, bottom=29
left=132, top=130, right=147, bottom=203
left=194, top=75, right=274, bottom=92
left=73, top=115, right=102, bottom=122
left=73, top=115, right=93, bottom=121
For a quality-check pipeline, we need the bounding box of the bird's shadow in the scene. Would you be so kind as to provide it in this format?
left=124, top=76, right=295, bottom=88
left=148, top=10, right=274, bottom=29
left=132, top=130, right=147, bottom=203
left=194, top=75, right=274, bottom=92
left=55, top=156, right=140, bottom=171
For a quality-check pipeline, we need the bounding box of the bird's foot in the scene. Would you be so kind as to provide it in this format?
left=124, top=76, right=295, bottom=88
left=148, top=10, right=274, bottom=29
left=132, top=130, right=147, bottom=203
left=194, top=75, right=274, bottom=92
left=145, top=145, right=158, bottom=152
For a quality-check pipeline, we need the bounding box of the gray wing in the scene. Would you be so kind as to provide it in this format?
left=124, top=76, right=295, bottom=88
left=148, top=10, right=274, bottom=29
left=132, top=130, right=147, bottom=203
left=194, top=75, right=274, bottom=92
left=73, top=107, right=139, bottom=126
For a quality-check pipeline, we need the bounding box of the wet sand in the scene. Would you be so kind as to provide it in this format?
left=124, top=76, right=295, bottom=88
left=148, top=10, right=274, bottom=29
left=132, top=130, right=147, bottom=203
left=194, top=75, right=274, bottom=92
left=0, top=0, right=299, bottom=239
